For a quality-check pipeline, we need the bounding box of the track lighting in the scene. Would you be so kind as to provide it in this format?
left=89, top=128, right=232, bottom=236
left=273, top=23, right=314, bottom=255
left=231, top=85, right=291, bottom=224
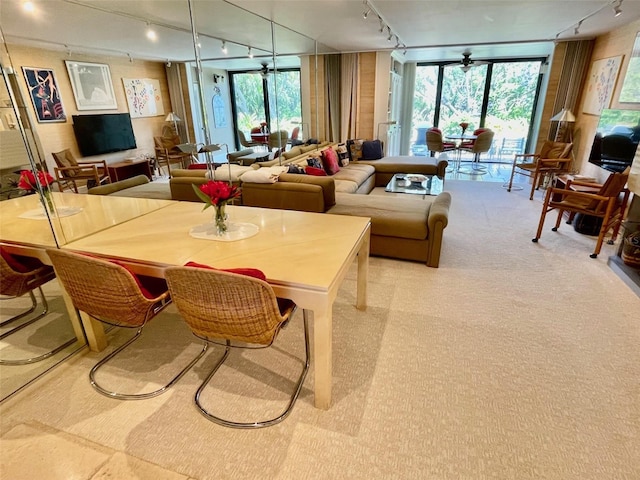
left=247, top=47, right=253, bottom=58
left=22, top=1, right=35, bottom=13
left=574, top=20, right=582, bottom=35
left=363, top=3, right=405, bottom=51
left=145, top=23, right=157, bottom=41
left=387, top=26, right=392, bottom=41
left=166, top=60, right=171, bottom=68
left=363, top=8, right=370, bottom=19
left=613, top=0, right=623, bottom=17
left=221, top=41, right=227, bottom=54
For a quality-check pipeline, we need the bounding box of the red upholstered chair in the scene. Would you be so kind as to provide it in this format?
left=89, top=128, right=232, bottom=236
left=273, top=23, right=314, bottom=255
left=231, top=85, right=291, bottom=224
left=165, top=264, right=310, bottom=428
left=426, top=128, right=455, bottom=156
left=47, top=249, right=206, bottom=399
left=0, top=247, right=76, bottom=365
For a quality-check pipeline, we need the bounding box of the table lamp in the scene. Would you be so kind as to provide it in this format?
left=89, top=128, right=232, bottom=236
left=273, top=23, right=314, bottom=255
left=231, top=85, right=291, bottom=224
left=550, top=108, right=575, bottom=142
left=164, top=112, right=181, bottom=137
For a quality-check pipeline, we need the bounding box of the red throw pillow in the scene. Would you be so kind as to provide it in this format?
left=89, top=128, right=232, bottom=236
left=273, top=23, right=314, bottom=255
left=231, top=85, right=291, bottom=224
left=111, top=260, right=168, bottom=299
left=305, top=166, right=327, bottom=176
left=0, top=246, right=44, bottom=273
left=185, top=261, right=267, bottom=281
left=321, top=148, right=341, bottom=175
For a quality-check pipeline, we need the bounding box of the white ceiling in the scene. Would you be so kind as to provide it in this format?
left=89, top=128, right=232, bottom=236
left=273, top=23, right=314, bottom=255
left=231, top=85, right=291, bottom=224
left=2, top=0, right=640, bottom=71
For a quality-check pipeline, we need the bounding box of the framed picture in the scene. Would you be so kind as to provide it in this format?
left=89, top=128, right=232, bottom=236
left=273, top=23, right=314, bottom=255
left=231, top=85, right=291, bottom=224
left=122, top=78, right=164, bottom=118
left=212, top=85, right=227, bottom=128
left=65, top=61, right=117, bottom=110
left=582, top=55, right=623, bottom=115
left=619, top=32, right=640, bottom=104
left=21, top=67, right=66, bottom=122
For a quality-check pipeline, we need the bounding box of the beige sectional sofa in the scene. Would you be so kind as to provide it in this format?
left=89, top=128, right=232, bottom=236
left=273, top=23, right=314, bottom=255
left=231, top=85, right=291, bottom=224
left=166, top=142, right=451, bottom=267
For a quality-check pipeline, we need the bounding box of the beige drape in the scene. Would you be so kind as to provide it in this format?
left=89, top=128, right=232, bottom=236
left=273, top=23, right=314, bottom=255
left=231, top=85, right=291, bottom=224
left=340, top=53, right=358, bottom=141
left=324, top=54, right=341, bottom=142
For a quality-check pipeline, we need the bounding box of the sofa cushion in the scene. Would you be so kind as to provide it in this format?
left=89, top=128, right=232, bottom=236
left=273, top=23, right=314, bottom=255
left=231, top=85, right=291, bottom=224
left=332, top=163, right=375, bottom=185
left=207, top=164, right=253, bottom=182
left=240, top=166, right=287, bottom=183
left=306, top=166, right=327, bottom=176
left=307, top=157, right=322, bottom=169
left=321, top=148, right=341, bottom=175
left=88, top=174, right=149, bottom=195
left=330, top=193, right=433, bottom=240
left=361, top=140, right=383, bottom=160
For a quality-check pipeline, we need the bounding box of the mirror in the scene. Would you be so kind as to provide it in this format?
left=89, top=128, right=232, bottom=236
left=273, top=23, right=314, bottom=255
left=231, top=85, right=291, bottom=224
left=0, top=0, right=329, bottom=402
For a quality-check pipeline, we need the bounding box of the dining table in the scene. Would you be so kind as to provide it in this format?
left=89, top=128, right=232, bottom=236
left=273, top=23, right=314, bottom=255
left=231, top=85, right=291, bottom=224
left=3, top=198, right=371, bottom=410
left=445, top=134, right=477, bottom=172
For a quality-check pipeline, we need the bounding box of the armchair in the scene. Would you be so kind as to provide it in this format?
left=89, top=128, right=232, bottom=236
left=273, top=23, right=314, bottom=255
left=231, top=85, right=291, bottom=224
left=154, top=136, right=191, bottom=177
left=51, top=149, right=110, bottom=193
left=268, top=130, right=289, bottom=151
left=425, top=128, right=455, bottom=156
left=506, top=140, right=573, bottom=200
left=532, top=167, right=630, bottom=258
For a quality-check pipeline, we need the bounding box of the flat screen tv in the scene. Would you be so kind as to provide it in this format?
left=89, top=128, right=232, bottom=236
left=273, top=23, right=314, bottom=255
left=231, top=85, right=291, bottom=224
left=72, top=113, right=137, bottom=157
left=588, top=108, right=640, bottom=173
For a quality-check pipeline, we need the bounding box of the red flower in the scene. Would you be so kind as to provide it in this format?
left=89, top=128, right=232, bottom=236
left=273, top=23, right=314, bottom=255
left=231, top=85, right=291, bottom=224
left=459, top=122, right=469, bottom=129
left=193, top=180, right=241, bottom=209
left=17, top=170, right=54, bottom=192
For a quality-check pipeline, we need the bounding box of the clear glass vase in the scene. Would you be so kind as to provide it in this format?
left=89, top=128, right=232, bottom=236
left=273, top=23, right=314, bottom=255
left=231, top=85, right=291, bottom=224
left=213, top=203, right=228, bottom=236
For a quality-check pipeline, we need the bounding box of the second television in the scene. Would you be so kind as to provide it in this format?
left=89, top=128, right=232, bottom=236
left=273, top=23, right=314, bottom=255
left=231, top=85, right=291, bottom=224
left=72, top=113, right=137, bottom=157
left=588, top=108, right=640, bottom=173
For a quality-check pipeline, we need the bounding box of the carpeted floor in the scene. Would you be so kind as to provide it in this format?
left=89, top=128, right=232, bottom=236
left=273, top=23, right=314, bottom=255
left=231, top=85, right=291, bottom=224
left=1, top=180, right=638, bottom=480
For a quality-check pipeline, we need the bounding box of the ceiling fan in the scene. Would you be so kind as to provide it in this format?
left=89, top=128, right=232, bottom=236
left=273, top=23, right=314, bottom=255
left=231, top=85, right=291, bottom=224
left=447, top=52, right=489, bottom=73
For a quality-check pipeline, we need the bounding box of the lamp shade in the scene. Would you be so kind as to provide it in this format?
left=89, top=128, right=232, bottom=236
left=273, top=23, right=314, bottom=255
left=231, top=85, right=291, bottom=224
left=550, top=108, right=575, bottom=123
left=165, top=112, right=181, bottom=123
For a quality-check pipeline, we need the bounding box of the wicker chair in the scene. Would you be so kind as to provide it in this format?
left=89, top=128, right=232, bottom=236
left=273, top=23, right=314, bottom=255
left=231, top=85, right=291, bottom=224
left=165, top=265, right=309, bottom=429
left=532, top=167, right=630, bottom=258
left=47, top=249, right=206, bottom=400
left=0, top=247, right=76, bottom=365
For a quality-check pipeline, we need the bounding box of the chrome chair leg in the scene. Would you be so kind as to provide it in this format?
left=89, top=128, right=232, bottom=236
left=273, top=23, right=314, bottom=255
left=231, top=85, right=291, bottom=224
left=90, top=326, right=208, bottom=400
left=195, top=310, right=310, bottom=429
left=0, top=287, right=48, bottom=332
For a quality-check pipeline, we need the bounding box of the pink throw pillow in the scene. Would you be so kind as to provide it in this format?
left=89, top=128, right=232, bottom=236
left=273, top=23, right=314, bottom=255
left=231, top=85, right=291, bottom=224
left=321, top=148, right=341, bottom=175
left=305, top=166, right=327, bottom=176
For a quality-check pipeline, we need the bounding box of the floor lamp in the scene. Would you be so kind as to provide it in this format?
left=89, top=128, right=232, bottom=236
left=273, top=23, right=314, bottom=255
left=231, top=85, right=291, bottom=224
left=164, top=112, right=181, bottom=138
left=550, top=108, right=575, bottom=143
left=200, top=143, right=231, bottom=184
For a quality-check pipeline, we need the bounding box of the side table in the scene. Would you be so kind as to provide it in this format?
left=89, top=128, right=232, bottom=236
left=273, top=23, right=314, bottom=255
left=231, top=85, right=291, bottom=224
left=107, top=159, right=152, bottom=182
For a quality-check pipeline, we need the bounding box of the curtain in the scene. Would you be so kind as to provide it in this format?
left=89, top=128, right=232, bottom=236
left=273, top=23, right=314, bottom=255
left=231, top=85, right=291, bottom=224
left=324, top=55, right=341, bottom=142
left=165, top=63, right=190, bottom=142
left=399, top=62, right=416, bottom=155
left=340, top=53, right=359, bottom=141
left=550, top=40, right=594, bottom=142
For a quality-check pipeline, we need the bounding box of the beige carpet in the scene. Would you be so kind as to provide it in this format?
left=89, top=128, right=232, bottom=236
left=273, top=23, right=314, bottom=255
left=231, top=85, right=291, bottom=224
left=1, top=180, right=638, bottom=480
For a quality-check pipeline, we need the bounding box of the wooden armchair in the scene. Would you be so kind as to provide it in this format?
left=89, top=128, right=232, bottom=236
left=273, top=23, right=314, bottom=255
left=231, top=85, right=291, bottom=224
left=154, top=136, right=191, bottom=177
left=506, top=140, right=573, bottom=200
left=532, top=167, right=630, bottom=258
left=51, top=149, right=110, bottom=193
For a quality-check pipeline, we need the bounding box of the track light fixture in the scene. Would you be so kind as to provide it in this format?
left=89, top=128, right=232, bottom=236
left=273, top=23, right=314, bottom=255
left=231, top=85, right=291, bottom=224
left=145, top=23, right=157, bottom=41
left=247, top=47, right=253, bottom=58
left=613, top=0, right=623, bottom=17
left=363, top=2, right=405, bottom=52
left=574, top=20, right=582, bottom=35
left=221, top=41, right=227, bottom=54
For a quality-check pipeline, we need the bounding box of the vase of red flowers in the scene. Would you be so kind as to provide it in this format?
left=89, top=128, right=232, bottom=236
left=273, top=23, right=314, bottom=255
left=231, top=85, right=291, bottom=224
left=459, top=122, right=469, bottom=136
left=192, top=180, right=242, bottom=235
left=18, top=169, right=55, bottom=215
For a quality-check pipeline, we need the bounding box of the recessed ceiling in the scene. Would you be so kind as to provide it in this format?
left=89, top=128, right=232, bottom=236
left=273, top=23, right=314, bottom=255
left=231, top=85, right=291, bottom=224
left=1, top=0, right=639, bottom=70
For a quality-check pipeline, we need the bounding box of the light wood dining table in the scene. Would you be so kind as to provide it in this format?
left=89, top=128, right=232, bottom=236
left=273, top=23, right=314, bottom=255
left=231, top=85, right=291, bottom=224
left=60, top=201, right=371, bottom=409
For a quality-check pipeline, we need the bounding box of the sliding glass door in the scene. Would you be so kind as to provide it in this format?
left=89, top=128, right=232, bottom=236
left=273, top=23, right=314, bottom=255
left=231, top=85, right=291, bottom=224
left=411, top=59, right=544, bottom=161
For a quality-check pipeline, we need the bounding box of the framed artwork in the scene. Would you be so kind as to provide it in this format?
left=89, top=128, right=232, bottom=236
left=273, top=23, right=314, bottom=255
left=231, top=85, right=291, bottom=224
left=582, top=55, right=623, bottom=115
left=619, top=32, right=640, bottom=104
left=21, top=67, right=66, bottom=122
left=65, top=61, right=117, bottom=110
left=122, top=78, right=164, bottom=118
left=212, top=85, right=227, bottom=128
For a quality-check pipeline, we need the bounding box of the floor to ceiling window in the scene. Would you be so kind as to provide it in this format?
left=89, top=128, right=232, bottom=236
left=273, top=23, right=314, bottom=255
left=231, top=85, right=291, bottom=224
left=410, top=59, right=544, bottom=162
left=230, top=68, right=301, bottom=150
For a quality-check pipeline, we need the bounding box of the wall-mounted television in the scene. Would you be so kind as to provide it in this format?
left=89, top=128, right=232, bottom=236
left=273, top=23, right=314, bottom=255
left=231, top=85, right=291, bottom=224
left=72, top=113, right=137, bottom=157
left=588, top=108, right=640, bottom=173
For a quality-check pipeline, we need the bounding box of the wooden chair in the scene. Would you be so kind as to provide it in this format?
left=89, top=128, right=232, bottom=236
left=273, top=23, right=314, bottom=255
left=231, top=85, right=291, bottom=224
left=532, top=167, right=630, bottom=258
left=506, top=140, right=573, bottom=200
left=0, top=247, right=76, bottom=365
left=47, top=249, right=206, bottom=399
left=51, top=149, right=110, bottom=193
left=154, top=136, right=191, bottom=177
left=165, top=264, right=309, bottom=429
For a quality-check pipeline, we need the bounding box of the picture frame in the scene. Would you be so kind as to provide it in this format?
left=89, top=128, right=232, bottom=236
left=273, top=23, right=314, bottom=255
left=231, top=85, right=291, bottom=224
left=212, top=85, right=227, bottom=128
left=619, top=32, right=640, bottom=104
left=65, top=60, right=117, bottom=110
left=21, top=67, right=66, bottom=123
left=122, top=78, right=164, bottom=118
left=582, top=55, right=623, bottom=116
